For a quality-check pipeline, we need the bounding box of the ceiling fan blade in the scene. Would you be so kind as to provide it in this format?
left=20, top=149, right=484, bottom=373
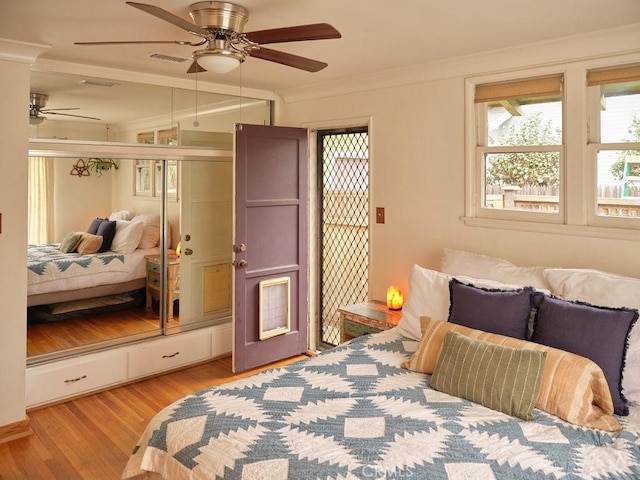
left=245, top=23, right=341, bottom=45
left=250, top=47, right=328, bottom=72
left=75, top=39, right=205, bottom=46
left=45, top=112, right=102, bottom=121
left=126, top=1, right=208, bottom=37
left=187, top=61, right=207, bottom=74
left=41, top=108, right=80, bottom=112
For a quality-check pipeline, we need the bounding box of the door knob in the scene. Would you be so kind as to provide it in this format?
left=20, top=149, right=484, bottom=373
left=234, top=243, right=246, bottom=253
left=183, top=248, right=193, bottom=256
left=236, top=259, right=248, bottom=269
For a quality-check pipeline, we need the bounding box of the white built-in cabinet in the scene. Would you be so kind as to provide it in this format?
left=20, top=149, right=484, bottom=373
left=26, top=323, right=232, bottom=408
left=27, top=139, right=234, bottom=408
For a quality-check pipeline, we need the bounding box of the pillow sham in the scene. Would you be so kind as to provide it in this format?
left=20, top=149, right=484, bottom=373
left=396, top=264, right=544, bottom=341
left=441, top=248, right=550, bottom=291
left=448, top=279, right=536, bottom=339
left=402, top=317, right=621, bottom=431
left=109, top=210, right=132, bottom=221
left=131, top=214, right=161, bottom=249
left=430, top=331, right=546, bottom=420
left=110, top=221, right=144, bottom=254
left=86, top=217, right=106, bottom=235
left=76, top=233, right=103, bottom=255
left=543, top=268, right=640, bottom=402
left=59, top=232, right=83, bottom=253
left=531, top=295, right=638, bottom=416
left=96, top=219, right=117, bottom=253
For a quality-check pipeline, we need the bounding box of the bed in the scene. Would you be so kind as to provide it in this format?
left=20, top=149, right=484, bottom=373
left=122, top=250, right=640, bottom=480
left=27, top=243, right=159, bottom=307
left=27, top=212, right=167, bottom=307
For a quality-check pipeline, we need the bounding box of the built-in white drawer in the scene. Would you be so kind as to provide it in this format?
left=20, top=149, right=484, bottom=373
left=128, top=331, right=211, bottom=379
left=211, top=322, right=233, bottom=358
left=26, top=350, right=128, bottom=407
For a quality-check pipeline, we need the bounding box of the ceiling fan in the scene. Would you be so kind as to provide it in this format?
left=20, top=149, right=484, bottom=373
left=29, top=93, right=101, bottom=125
left=75, top=1, right=341, bottom=74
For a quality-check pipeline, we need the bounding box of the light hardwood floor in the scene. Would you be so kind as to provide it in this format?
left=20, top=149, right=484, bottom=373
left=0, top=354, right=306, bottom=480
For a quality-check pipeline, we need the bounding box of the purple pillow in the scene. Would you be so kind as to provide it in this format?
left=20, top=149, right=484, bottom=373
left=448, top=279, right=536, bottom=340
left=531, top=295, right=637, bottom=416
left=87, top=217, right=106, bottom=235
left=96, top=219, right=117, bottom=252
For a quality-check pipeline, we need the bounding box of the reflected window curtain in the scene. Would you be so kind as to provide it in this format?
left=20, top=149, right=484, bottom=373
left=28, top=156, right=53, bottom=244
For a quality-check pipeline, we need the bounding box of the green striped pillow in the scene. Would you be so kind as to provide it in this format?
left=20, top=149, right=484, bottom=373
left=429, top=330, right=547, bottom=420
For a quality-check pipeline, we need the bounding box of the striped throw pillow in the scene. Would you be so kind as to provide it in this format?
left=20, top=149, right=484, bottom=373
left=403, top=317, right=621, bottom=431
left=429, top=330, right=546, bottom=420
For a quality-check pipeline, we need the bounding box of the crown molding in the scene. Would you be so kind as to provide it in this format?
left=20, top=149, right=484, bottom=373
left=277, top=24, right=640, bottom=104
left=0, top=38, right=50, bottom=64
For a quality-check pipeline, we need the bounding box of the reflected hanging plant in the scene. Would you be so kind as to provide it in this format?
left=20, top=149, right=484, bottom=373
left=85, top=158, right=119, bottom=177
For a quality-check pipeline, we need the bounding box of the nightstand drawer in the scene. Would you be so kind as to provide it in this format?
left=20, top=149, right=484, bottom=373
left=343, top=319, right=381, bottom=338
left=146, top=260, right=161, bottom=274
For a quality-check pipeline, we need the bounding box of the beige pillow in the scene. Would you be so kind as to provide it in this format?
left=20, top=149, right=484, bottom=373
left=76, top=233, right=103, bottom=255
left=403, top=317, right=621, bottom=431
left=430, top=331, right=546, bottom=420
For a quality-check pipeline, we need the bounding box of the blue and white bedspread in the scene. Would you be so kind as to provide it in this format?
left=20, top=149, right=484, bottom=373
left=28, top=243, right=127, bottom=286
left=122, top=329, right=640, bottom=480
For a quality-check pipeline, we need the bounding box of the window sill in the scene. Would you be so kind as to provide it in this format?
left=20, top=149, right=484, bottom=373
left=460, top=216, right=639, bottom=242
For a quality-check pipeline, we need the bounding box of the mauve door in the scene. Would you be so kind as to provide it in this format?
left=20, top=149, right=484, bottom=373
left=233, top=124, right=308, bottom=372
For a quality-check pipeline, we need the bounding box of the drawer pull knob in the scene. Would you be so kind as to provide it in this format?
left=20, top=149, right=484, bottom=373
left=64, top=375, right=87, bottom=384
left=162, top=352, right=180, bottom=358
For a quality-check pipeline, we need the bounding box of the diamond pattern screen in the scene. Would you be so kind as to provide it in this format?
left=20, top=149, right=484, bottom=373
left=318, top=129, right=369, bottom=346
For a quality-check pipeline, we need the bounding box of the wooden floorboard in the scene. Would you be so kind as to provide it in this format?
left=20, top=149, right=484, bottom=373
left=0, top=355, right=306, bottom=480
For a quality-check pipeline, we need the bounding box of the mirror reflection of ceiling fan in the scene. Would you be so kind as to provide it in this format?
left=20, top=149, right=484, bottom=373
left=29, top=93, right=101, bottom=125
left=75, top=1, right=341, bottom=74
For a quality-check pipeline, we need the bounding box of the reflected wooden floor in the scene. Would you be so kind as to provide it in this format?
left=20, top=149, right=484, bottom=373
left=0, top=354, right=307, bottom=480
left=27, top=303, right=171, bottom=358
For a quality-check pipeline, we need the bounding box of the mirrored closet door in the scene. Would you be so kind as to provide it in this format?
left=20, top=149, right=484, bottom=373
left=27, top=70, right=271, bottom=364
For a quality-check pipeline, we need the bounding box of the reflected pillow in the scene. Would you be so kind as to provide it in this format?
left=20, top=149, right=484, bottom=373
left=96, top=219, right=117, bottom=252
left=59, top=232, right=83, bottom=253
left=87, top=217, right=106, bottom=235
left=131, top=214, right=161, bottom=249
left=110, top=221, right=144, bottom=254
left=76, top=233, right=103, bottom=255
left=531, top=295, right=638, bottom=416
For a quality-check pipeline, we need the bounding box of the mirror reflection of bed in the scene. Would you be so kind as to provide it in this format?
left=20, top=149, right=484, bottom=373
left=26, top=157, right=168, bottom=360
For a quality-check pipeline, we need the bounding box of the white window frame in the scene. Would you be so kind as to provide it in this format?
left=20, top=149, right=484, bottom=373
left=466, top=71, right=565, bottom=225
left=464, top=58, right=640, bottom=241
left=586, top=68, right=640, bottom=230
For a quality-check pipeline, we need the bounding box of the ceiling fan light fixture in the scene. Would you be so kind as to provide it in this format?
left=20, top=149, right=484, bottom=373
left=194, top=49, right=244, bottom=73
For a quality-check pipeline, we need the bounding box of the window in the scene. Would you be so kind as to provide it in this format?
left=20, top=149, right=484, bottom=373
left=474, top=74, right=563, bottom=222
left=587, top=64, right=640, bottom=227
left=135, top=128, right=180, bottom=199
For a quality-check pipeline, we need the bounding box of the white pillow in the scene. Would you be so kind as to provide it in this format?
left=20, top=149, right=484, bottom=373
left=396, top=264, right=539, bottom=341
left=543, top=268, right=640, bottom=401
left=131, top=214, right=161, bottom=249
left=441, top=248, right=550, bottom=291
left=109, top=210, right=132, bottom=221
left=110, top=220, right=144, bottom=254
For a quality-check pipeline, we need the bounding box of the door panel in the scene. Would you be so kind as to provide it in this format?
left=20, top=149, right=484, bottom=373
left=234, top=124, right=308, bottom=372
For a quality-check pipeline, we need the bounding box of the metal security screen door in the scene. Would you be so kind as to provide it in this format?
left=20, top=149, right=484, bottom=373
left=318, top=127, right=369, bottom=346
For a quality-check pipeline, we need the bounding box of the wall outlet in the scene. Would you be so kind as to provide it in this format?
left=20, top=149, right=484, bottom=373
left=376, top=207, right=385, bottom=224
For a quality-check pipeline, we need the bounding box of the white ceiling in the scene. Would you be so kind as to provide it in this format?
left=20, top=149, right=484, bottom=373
left=3, top=0, right=640, bottom=123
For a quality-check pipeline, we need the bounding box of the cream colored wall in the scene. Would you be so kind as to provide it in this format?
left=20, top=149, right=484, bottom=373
left=0, top=59, right=30, bottom=427
left=280, top=34, right=640, bottom=304
left=53, top=158, right=114, bottom=241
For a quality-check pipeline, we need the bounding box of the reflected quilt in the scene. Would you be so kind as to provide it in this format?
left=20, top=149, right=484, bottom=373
left=122, top=329, right=640, bottom=480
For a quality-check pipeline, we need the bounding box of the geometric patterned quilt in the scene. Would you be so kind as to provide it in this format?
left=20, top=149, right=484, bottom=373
left=122, top=329, right=640, bottom=480
left=28, top=243, right=126, bottom=285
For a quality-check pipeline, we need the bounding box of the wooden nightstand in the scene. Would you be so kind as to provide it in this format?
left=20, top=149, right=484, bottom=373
left=338, top=300, right=403, bottom=343
left=145, top=254, right=180, bottom=321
